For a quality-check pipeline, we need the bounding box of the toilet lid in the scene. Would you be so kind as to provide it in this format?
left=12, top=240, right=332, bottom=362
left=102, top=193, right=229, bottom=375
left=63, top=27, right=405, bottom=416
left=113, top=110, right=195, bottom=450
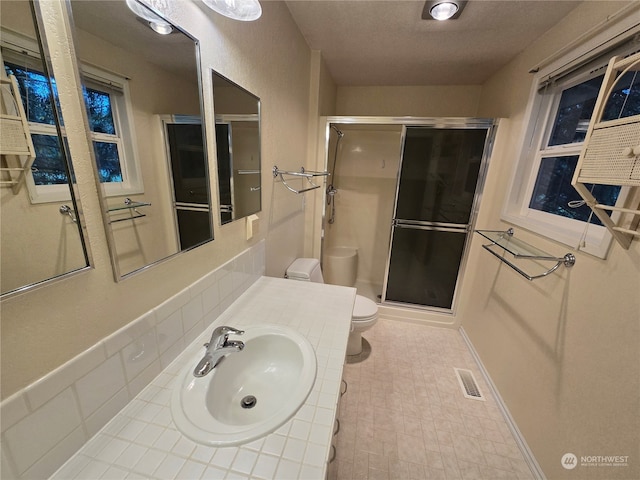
left=353, top=295, right=378, bottom=319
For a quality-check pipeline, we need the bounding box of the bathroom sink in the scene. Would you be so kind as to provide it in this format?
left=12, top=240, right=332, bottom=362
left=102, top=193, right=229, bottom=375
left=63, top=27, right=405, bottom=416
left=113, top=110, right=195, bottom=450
left=171, top=324, right=317, bottom=446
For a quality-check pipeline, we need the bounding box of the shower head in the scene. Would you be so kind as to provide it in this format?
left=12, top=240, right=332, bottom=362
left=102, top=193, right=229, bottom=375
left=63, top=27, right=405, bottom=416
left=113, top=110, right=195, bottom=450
left=330, top=124, right=344, bottom=137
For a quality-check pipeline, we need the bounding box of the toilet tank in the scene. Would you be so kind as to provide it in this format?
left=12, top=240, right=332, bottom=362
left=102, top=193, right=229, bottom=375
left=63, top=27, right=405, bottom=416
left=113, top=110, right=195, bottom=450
left=286, top=258, right=324, bottom=283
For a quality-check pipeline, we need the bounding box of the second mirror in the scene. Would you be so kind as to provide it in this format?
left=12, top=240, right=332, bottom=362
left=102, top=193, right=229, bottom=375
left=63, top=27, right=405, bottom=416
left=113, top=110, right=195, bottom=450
left=212, top=72, right=261, bottom=225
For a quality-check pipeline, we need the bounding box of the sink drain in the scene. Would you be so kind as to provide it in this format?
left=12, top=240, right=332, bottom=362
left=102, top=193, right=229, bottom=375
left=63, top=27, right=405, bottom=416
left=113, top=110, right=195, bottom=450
left=240, top=395, right=257, bottom=409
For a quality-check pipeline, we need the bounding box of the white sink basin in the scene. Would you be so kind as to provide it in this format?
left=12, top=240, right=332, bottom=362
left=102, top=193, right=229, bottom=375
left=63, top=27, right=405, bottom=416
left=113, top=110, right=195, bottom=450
left=171, top=324, right=317, bottom=446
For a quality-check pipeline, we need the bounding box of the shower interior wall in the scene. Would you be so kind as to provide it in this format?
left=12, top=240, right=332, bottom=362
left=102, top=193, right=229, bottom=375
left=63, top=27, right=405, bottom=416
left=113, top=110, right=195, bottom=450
left=322, top=125, right=402, bottom=298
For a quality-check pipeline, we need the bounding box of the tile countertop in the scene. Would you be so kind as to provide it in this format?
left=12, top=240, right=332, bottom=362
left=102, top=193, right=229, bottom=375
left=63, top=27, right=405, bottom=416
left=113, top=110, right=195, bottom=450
left=52, top=277, right=356, bottom=480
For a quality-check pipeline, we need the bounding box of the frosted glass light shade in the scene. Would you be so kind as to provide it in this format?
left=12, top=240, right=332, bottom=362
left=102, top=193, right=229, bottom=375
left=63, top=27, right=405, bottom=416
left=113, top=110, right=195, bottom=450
left=202, top=0, right=262, bottom=21
left=125, top=0, right=173, bottom=33
left=429, top=2, right=458, bottom=20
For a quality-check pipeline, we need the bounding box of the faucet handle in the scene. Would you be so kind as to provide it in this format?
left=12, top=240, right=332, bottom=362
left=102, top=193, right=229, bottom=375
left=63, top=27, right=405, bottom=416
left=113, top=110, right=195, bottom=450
left=207, top=325, right=245, bottom=349
left=220, top=326, right=244, bottom=336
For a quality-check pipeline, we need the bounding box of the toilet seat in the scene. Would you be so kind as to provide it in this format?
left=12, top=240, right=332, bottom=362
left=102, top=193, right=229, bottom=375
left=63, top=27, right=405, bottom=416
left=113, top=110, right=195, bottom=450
left=352, top=295, right=378, bottom=323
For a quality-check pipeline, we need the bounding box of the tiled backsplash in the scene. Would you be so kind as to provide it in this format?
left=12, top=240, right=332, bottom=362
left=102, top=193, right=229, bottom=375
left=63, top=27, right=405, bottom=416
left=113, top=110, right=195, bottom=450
left=0, top=241, right=265, bottom=480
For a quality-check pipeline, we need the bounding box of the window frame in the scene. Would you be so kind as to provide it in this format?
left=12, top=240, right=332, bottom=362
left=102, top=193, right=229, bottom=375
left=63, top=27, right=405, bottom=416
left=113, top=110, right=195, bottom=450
left=82, top=65, right=143, bottom=198
left=502, top=27, right=640, bottom=259
left=2, top=30, right=142, bottom=203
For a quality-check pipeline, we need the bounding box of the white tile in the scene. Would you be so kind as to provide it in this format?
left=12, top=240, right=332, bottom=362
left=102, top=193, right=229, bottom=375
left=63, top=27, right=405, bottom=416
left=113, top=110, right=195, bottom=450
left=113, top=443, right=147, bottom=470
left=202, top=464, right=227, bottom=479
left=84, top=387, right=130, bottom=438
left=210, top=447, right=237, bottom=469
left=251, top=453, right=279, bottom=479
left=308, top=423, right=331, bottom=445
left=303, top=442, right=327, bottom=467
left=202, top=281, right=221, bottom=314
left=76, top=458, right=111, bottom=480
left=95, top=437, right=130, bottom=464
left=282, top=437, right=306, bottom=462
left=115, top=419, right=147, bottom=442
left=275, top=458, right=301, bottom=479
left=313, top=407, right=334, bottom=426
left=127, top=360, right=162, bottom=400
left=50, top=453, right=90, bottom=480
left=300, top=464, right=324, bottom=479
left=132, top=449, right=166, bottom=477
left=153, top=428, right=181, bottom=451
left=154, top=454, right=185, bottom=478
left=0, top=392, right=29, bottom=433
left=135, top=423, right=164, bottom=447
left=261, top=435, right=286, bottom=457
left=231, top=449, right=258, bottom=475
left=1, top=442, right=18, bottom=480
left=155, top=287, right=191, bottom=323
left=171, top=436, right=197, bottom=458
left=101, top=465, right=129, bottom=479
left=288, top=419, right=311, bottom=441
left=156, top=310, right=184, bottom=355
left=191, top=445, right=215, bottom=464
left=121, top=329, right=159, bottom=382
left=76, top=354, right=127, bottom=418
left=104, top=311, right=156, bottom=358
left=182, top=295, right=203, bottom=333
left=4, top=388, right=82, bottom=474
left=175, top=459, right=206, bottom=479
left=25, top=342, right=106, bottom=411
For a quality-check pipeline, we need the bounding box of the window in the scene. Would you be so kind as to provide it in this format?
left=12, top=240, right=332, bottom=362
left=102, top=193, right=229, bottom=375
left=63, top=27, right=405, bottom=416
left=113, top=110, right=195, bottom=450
left=2, top=35, right=141, bottom=203
left=503, top=33, right=640, bottom=258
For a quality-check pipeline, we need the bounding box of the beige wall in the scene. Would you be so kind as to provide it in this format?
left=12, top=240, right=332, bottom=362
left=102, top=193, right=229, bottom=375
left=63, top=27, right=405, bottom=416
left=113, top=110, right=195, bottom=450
left=336, top=85, right=482, bottom=117
left=463, top=2, right=639, bottom=479
left=1, top=2, right=87, bottom=294
left=0, top=0, right=312, bottom=399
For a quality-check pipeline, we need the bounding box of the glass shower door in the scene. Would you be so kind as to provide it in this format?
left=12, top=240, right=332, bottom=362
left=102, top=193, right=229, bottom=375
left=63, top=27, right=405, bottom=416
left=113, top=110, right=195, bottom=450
left=383, top=123, right=495, bottom=311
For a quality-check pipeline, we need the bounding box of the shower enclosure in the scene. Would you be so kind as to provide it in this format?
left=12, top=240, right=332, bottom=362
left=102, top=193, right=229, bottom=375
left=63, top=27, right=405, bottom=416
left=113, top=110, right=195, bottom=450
left=322, top=118, right=496, bottom=313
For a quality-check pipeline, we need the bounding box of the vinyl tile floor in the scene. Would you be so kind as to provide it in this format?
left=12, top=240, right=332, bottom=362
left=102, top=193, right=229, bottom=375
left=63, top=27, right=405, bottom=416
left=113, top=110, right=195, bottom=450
left=327, top=319, right=535, bottom=480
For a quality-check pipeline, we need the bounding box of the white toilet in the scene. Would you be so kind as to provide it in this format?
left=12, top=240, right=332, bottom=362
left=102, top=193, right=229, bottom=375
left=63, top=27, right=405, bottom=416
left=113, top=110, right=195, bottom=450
left=286, top=258, right=378, bottom=355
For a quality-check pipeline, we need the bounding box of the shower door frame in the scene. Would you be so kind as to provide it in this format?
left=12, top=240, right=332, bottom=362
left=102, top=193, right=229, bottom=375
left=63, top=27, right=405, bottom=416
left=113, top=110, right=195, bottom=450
left=321, top=116, right=498, bottom=316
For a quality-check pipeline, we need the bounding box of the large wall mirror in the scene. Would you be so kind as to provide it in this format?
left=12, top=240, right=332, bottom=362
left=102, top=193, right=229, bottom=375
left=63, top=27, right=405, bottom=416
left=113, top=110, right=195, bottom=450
left=213, top=71, right=261, bottom=225
left=69, top=0, right=212, bottom=279
left=1, top=0, right=90, bottom=296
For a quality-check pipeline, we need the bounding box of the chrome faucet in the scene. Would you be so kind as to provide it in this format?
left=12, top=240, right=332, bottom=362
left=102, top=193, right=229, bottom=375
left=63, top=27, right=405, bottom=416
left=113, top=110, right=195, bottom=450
left=193, top=326, right=245, bottom=377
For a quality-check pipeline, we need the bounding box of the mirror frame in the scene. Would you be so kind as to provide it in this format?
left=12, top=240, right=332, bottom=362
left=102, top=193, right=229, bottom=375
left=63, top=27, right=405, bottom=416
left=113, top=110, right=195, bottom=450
left=68, top=0, right=213, bottom=281
left=1, top=0, right=92, bottom=298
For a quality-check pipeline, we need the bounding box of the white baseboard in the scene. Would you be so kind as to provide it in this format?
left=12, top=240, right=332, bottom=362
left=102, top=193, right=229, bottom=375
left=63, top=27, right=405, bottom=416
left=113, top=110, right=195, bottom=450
left=459, top=327, right=546, bottom=480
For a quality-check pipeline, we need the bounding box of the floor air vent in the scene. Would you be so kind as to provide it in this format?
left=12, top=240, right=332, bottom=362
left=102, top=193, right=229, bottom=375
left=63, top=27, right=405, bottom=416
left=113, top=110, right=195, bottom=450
left=454, top=368, right=485, bottom=401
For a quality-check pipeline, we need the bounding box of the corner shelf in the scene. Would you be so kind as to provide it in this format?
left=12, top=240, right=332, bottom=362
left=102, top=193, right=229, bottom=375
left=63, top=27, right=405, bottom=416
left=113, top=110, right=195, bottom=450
left=475, top=229, right=576, bottom=281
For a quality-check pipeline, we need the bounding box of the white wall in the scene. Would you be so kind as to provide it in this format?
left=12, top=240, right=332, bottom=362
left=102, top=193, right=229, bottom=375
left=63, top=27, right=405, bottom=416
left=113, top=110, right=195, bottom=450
left=0, top=0, right=312, bottom=400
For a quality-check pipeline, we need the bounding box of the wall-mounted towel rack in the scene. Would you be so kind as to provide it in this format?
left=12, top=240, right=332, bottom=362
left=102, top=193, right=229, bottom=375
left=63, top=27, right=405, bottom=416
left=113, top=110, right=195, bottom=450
left=476, top=229, right=576, bottom=281
left=108, top=198, right=151, bottom=224
left=59, top=205, right=78, bottom=223
left=272, top=165, right=329, bottom=194
left=571, top=52, right=640, bottom=249
left=1, top=75, right=36, bottom=194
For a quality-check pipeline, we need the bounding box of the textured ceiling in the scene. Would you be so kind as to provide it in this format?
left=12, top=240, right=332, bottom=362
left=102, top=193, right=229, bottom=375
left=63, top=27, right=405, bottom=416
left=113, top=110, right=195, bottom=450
left=285, top=0, right=582, bottom=86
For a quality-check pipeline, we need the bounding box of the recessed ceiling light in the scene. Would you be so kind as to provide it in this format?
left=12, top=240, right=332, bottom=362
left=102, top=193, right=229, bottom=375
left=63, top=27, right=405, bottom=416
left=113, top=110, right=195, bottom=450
left=422, top=1, right=467, bottom=21
left=430, top=2, right=458, bottom=20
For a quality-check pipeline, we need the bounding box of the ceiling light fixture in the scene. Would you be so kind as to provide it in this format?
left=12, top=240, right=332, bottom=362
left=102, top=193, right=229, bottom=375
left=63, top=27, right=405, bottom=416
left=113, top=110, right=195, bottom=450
left=422, top=0, right=467, bottom=21
left=125, top=0, right=174, bottom=34
left=202, top=0, right=262, bottom=21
